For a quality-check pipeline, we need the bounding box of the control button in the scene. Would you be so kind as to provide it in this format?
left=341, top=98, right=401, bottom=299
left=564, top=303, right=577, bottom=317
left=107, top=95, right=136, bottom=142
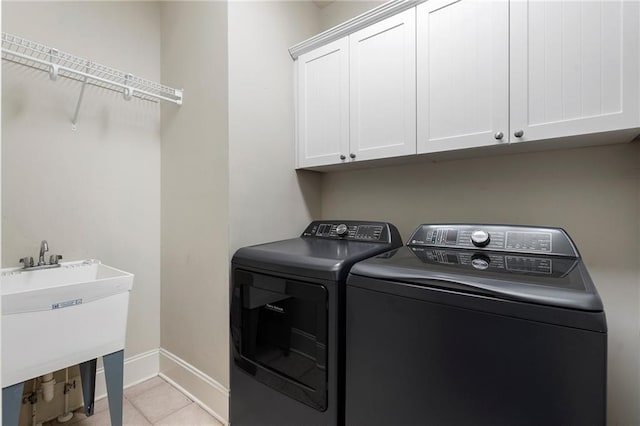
left=336, top=224, right=348, bottom=237
left=471, top=230, right=491, bottom=247
left=471, top=254, right=491, bottom=270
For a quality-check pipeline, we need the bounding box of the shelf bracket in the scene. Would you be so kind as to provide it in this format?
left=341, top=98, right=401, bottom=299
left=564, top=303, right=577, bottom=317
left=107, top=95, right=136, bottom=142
left=48, top=48, right=59, bottom=81
left=71, top=60, right=91, bottom=131
left=123, top=73, right=133, bottom=101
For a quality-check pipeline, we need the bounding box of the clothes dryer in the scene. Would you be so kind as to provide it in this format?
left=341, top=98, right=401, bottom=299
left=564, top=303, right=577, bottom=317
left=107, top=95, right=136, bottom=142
left=230, top=221, right=402, bottom=425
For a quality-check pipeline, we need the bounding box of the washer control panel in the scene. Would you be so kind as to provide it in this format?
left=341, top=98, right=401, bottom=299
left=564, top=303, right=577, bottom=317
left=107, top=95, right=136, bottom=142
left=302, top=221, right=393, bottom=242
left=408, top=224, right=579, bottom=257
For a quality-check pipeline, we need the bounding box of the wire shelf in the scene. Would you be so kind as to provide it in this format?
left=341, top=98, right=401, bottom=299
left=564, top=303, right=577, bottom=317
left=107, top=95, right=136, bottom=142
left=1, top=32, right=183, bottom=106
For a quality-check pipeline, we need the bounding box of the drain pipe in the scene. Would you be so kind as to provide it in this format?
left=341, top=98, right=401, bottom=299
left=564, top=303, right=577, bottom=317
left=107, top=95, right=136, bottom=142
left=40, top=373, right=56, bottom=402
left=57, top=368, right=74, bottom=423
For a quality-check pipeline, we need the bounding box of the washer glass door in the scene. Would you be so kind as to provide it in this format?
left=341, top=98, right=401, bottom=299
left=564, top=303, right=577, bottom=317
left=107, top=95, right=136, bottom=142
left=231, top=269, right=328, bottom=411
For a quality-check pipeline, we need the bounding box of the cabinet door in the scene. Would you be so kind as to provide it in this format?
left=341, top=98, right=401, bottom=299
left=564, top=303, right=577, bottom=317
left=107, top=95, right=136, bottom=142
left=349, top=8, right=416, bottom=162
left=297, top=38, right=349, bottom=168
left=417, top=0, right=509, bottom=154
left=510, top=0, right=640, bottom=143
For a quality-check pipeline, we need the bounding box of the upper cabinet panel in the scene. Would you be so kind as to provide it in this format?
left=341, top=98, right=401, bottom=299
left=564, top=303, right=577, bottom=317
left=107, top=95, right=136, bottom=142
left=417, top=0, right=509, bottom=153
left=297, top=38, right=350, bottom=168
left=510, top=0, right=640, bottom=143
left=349, top=8, right=417, bottom=162
left=293, top=0, right=640, bottom=171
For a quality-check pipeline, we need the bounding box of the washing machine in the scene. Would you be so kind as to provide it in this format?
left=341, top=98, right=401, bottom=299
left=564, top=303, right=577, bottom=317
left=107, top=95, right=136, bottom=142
left=230, top=220, right=402, bottom=425
left=345, top=224, right=607, bottom=426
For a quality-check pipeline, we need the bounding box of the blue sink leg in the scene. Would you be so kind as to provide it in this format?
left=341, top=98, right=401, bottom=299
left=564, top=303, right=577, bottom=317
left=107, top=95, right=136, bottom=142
left=79, top=358, right=97, bottom=416
left=104, top=350, right=124, bottom=426
left=2, top=382, right=24, bottom=426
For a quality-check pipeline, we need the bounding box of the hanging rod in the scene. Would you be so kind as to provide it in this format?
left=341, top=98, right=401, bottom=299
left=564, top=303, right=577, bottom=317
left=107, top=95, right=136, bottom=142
left=2, top=32, right=183, bottom=129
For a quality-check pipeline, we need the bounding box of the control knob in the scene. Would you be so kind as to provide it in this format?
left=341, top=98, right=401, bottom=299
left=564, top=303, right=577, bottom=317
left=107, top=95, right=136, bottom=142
left=336, top=224, right=349, bottom=237
left=471, top=230, right=490, bottom=247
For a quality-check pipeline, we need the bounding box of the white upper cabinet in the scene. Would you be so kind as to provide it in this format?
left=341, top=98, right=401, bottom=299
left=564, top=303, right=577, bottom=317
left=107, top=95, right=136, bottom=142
left=510, top=0, right=640, bottom=143
left=349, top=8, right=417, bottom=162
left=297, top=37, right=349, bottom=168
left=417, top=0, right=509, bottom=154
left=292, top=0, right=640, bottom=169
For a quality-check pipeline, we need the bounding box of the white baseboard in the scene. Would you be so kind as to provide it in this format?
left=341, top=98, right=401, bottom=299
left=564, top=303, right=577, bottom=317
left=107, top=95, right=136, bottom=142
left=159, top=348, right=229, bottom=425
left=95, top=348, right=160, bottom=399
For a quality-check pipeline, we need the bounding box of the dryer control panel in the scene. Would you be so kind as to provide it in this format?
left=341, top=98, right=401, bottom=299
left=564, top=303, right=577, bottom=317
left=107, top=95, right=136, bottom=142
left=407, top=224, right=579, bottom=257
left=302, top=221, right=400, bottom=243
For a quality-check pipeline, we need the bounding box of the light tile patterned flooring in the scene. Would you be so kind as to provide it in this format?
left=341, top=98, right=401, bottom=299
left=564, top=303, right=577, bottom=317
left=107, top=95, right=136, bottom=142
left=45, top=377, right=223, bottom=426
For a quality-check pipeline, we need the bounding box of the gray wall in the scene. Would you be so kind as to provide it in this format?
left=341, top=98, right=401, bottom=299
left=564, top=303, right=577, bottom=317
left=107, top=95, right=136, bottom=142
left=2, top=0, right=161, bottom=359
left=159, top=0, right=230, bottom=417
left=321, top=142, right=640, bottom=425
left=318, top=0, right=385, bottom=31
left=228, top=1, right=322, bottom=255
left=159, top=2, right=322, bottom=420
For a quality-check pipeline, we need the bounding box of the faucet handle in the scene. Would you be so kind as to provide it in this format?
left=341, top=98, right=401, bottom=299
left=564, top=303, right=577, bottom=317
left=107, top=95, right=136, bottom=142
left=49, top=254, right=63, bottom=265
left=20, top=257, right=34, bottom=268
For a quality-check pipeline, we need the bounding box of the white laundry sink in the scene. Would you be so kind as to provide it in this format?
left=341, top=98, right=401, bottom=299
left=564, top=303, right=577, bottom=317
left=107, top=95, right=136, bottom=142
left=1, top=259, right=133, bottom=387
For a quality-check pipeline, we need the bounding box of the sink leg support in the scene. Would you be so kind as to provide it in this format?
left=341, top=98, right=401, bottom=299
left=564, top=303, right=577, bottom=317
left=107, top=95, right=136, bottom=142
left=79, top=358, right=97, bottom=416
left=78, top=351, right=124, bottom=426
left=2, top=382, right=24, bottom=426
left=103, top=350, right=124, bottom=426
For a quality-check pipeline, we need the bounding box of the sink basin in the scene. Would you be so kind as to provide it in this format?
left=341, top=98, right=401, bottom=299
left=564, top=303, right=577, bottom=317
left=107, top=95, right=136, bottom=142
left=1, top=259, right=133, bottom=387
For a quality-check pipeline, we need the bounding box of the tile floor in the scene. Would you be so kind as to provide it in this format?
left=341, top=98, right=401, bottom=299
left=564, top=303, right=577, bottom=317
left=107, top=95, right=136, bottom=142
left=44, top=376, right=223, bottom=426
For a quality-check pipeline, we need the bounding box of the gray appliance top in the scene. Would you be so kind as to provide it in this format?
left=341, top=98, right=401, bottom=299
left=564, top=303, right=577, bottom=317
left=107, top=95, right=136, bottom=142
left=232, top=221, right=402, bottom=281
left=350, top=224, right=603, bottom=313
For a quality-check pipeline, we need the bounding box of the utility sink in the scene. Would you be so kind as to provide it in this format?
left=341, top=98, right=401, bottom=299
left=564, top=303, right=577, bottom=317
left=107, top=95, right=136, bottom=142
left=1, top=259, right=134, bottom=387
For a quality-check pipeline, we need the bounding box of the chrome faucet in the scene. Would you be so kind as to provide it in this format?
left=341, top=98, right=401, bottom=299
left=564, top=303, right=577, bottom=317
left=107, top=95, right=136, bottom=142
left=38, top=240, right=49, bottom=266
left=19, top=240, right=63, bottom=271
